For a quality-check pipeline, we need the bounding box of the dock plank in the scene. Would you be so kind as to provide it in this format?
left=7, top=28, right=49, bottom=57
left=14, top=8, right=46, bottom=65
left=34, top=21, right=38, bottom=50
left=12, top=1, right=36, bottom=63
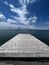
left=0, top=34, right=49, bottom=57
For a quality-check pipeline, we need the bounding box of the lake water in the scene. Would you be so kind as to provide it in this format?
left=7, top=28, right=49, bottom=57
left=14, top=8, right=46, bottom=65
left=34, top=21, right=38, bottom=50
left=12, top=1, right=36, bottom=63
left=0, top=29, right=49, bottom=46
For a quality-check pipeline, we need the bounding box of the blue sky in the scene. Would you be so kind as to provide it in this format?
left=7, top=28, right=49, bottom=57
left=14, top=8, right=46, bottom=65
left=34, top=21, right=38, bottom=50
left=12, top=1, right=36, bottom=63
left=0, top=0, right=49, bottom=29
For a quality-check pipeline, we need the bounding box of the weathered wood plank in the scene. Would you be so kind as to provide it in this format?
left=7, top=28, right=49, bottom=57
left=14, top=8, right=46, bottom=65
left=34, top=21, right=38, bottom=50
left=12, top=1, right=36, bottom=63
left=0, top=34, right=49, bottom=57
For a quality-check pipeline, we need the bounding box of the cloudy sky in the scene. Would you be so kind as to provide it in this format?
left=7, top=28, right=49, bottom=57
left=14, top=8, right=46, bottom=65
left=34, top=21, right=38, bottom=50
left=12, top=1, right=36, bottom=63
left=0, top=0, right=49, bottom=29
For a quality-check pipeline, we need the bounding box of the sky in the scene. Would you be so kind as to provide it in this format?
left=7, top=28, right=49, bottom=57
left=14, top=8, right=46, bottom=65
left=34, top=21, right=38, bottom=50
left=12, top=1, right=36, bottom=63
left=0, top=0, right=49, bottom=29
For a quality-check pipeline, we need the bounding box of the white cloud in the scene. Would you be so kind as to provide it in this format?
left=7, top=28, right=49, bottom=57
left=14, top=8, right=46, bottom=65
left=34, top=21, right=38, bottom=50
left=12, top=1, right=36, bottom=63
left=4, top=1, right=9, bottom=5
left=8, top=0, right=37, bottom=26
left=0, top=15, right=36, bottom=29
left=7, top=19, right=16, bottom=23
left=10, top=4, right=37, bottom=25
left=32, top=16, right=37, bottom=23
left=31, top=0, right=37, bottom=3
left=0, top=13, right=18, bottom=29
left=28, top=16, right=37, bottom=23
left=10, top=5, right=28, bottom=25
left=19, top=0, right=36, bottom=6
left=0, top=13, right=6, bottom=22
left=0, top=22, right=18, bottom=29
left=0, top=21, right=36, bottom=29
left=0, top=0, right=38, bottom=29
left=9, top=4, right=15, bottom=9
left=0, top=13, right=48, bottom=29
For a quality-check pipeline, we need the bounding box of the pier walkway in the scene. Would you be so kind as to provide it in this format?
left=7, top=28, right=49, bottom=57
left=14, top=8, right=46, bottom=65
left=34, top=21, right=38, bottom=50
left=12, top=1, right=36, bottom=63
left=0, top=34, right=49, bottom=57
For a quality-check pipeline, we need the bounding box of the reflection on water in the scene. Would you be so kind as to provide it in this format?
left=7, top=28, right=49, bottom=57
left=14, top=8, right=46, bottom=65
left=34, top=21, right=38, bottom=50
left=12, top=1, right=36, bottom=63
left=0, top=29, right=49, bottom=46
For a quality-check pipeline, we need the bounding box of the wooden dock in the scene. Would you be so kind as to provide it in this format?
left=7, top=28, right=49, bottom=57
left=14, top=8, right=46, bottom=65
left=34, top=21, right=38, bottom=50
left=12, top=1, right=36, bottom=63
left=0, top=34, right=49, bottom=57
